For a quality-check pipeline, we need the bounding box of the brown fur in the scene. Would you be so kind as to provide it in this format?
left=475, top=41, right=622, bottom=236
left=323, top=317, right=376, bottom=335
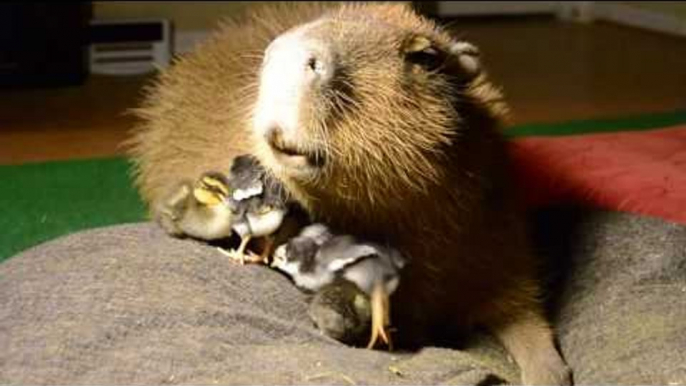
left=125, top=2, right=571, bottom=384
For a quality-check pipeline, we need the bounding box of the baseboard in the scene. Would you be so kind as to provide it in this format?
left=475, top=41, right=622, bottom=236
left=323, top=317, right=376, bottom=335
left=593, top=2, right=686, bottom=37
left=556, top=2, right=595, bottom=23
left=174, top=30, right=211, bottom=55
left=433, top=1, right=560, bottom=17
left=171, top=4, right=686, bottom=56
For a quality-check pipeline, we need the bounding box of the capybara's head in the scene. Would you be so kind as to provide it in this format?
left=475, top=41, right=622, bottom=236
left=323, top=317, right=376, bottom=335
left=250, top=3, right=506, bottom=212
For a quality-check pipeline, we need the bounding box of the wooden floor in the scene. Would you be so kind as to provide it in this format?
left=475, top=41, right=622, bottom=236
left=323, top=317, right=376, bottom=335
left=1, top=17, right=685, bottom=165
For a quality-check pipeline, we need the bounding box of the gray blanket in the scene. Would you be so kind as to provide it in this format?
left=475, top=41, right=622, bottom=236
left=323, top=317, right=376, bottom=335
left=1, top=208, right=685, bottom=385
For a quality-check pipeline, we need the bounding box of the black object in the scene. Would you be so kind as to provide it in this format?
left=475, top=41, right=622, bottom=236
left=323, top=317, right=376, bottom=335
left=0, top=2, right=92, bottom=89
left=412, top=1, right=439, bottom=18
left=89, top=21, right=165, bottom=44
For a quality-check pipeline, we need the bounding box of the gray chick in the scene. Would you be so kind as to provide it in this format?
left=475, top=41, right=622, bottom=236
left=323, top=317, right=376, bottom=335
left=219, top=154, right=290, bottom=264
left=271, top=223, right=407, bottom=350
left=190, top=154, right=289, bottom=265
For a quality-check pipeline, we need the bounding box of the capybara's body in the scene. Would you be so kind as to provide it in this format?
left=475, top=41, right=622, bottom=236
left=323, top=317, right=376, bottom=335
left=126, top=2, right=571, bottom=384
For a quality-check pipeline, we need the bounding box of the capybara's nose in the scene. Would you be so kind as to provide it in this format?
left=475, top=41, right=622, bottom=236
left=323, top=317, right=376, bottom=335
left=304, top=54, right=328, bottom=81
left=263, top=34, right=334, bottom=89
left=254, top=32, right=335, bottom=140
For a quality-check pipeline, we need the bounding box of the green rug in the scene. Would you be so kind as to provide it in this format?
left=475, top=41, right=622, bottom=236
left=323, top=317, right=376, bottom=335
left=505, top=110, right=686, bottom=138
left=2, top=110, right=685, bottom=262
left=0, top=157, right=146, bottom=262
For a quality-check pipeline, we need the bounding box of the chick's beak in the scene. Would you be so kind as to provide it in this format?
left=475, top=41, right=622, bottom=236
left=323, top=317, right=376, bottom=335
left=270, top=244, right=287, bottom=268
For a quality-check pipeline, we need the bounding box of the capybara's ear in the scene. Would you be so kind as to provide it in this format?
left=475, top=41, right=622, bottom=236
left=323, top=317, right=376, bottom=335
left=448, top=40, right=481, bottom=78
left=402, top=34, right=435, bottom=55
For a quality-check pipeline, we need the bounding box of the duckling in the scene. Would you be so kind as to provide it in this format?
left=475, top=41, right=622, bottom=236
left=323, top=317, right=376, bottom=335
left=156, top=171, right=235, bottom=241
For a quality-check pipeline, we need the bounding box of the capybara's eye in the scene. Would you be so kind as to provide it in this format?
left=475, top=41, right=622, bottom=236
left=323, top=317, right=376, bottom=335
left=406, top=49, right=441, bottom=72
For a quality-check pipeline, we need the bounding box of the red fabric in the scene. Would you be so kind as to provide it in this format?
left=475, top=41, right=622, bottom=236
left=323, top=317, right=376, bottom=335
left=509, top=125, right=686, bottom=225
